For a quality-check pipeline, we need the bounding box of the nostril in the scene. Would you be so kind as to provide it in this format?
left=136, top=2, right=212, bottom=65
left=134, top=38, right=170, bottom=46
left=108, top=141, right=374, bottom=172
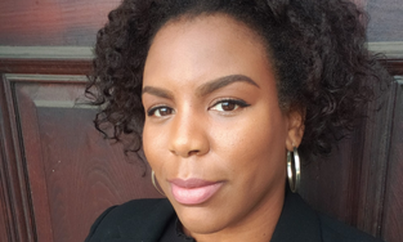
left=169, top=148, right=201, bottom=157
left=188, top=150, right=200, bottom=156
left=169, top=149, right=178, bottom=156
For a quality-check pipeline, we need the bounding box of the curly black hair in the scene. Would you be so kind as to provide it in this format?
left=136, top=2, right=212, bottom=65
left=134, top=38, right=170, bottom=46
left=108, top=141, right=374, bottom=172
left=87, top=0, right=390, bottom=161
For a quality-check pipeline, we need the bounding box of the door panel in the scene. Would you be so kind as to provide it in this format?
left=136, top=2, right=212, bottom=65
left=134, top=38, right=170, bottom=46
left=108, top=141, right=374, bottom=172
left=2, top=74, right=161, bottom=242
left=381, top=78, right=403, bottom=242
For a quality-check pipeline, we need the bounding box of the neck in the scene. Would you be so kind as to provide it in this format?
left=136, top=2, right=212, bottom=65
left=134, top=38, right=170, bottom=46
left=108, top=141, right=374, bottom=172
left=186, top=184, right=285, bottom=242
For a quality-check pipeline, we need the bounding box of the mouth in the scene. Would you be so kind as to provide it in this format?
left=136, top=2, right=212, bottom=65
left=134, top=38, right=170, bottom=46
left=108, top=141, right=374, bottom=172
left=169, top=178, right=224, bottom=205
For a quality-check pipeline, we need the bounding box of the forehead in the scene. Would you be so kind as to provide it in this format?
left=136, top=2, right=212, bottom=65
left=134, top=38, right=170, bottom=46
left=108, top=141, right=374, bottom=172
left=143, top=13, right=273, bottom=88
left=152, top=13, right=265, bottom=49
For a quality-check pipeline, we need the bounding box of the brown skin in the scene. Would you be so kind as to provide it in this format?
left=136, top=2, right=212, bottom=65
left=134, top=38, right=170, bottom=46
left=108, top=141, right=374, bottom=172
left=142, top=14, right=304, bottom=242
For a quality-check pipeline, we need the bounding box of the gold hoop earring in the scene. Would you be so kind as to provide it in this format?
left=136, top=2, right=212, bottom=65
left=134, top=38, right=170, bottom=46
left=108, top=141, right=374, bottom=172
left=151, top=170, right=165, bottom=196
left=287, top=147, right=301, bottom=193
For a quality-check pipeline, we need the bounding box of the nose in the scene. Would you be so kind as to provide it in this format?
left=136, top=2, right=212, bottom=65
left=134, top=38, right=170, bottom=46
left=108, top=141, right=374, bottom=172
left=168, top=112, right=210, bottom=158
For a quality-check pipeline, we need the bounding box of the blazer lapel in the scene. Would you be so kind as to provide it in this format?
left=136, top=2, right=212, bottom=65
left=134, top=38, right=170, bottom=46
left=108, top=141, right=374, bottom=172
left=109, top=199, right=175, bottom=242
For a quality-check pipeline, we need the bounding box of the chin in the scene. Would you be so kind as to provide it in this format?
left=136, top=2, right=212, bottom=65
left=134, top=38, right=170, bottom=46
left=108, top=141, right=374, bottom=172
left=173, top=202, right=230, bottom=235
left=181, top=216, right=226, bottom=235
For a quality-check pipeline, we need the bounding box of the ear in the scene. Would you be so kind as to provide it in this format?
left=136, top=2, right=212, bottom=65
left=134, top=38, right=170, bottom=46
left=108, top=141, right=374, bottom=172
left=285, top=109, right=305, bottom=151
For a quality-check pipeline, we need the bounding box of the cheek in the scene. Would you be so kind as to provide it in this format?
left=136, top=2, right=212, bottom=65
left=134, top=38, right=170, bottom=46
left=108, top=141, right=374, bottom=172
left=142, top=122, right=165, bottom=169
left=210, top=110, right=287, bottom=177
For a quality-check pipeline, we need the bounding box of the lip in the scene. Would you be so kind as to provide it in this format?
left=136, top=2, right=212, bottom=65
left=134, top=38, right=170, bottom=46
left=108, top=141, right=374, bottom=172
left=169, top=178, right=224, bottom=205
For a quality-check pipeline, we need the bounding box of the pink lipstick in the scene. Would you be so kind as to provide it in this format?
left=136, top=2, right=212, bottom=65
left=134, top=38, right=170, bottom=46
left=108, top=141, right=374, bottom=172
left=169, top=178, right=223, bottom=205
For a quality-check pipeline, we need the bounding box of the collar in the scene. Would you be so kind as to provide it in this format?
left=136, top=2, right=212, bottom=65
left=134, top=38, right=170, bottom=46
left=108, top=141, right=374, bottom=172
left=107, top=190, right=322, bottom=242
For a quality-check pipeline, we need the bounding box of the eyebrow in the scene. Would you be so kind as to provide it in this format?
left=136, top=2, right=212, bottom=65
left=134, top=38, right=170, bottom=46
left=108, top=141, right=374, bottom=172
left=142, top=74, right=259, bottom=99
left=196, top=74, right=260, bottom=97
left=142, top=86, right=174, bottom=99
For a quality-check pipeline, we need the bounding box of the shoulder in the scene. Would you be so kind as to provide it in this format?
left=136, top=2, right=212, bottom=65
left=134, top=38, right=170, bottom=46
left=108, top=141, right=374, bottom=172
left=85, top=198, right=174, bottom=242
left=272, top=191, right=384, bottom=242
left=318, top=213, right=384, bottom=242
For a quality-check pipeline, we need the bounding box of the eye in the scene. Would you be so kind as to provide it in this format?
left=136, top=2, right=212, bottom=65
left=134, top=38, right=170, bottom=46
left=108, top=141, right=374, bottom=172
left=147, top=106, right=175, bottom=117
left=209, top=99, right=250, bottom=112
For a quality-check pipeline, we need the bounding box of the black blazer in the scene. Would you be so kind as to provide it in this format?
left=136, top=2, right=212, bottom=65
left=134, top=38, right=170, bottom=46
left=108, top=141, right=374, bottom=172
left=85, top=191, right=384, bottom=242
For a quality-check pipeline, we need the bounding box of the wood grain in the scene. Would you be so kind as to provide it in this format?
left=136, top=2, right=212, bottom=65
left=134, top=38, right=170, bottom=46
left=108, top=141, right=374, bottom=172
left=13, top=79, right=54, bottom=242
left=0, top=0, right=121, bottom=46
left=0, top=149, right=11, bottom=242
left=11, top=75, right=162, bottom=242
left=381, top=78, right=403, bottom=242
left=0, top=74, right=37, bottom=242
left=0, top=59, right=92, bottom=75
left=355, top=75, right=397, bottom=236
left=299, top=123, right=366, bottom=225
left=383, top=59, right=403, bottom=76
left=0, top=0, right=400, bottom=46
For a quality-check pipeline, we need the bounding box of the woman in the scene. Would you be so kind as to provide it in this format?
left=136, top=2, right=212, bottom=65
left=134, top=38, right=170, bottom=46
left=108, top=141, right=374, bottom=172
left=85, top=0, right=389, bottom=241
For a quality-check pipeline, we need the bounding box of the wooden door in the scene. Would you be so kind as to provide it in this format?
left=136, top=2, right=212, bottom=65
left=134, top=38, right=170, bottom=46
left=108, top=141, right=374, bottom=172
left=0, top=57, right=163, bottom=242
left=0, top=0, right=403, bottom=241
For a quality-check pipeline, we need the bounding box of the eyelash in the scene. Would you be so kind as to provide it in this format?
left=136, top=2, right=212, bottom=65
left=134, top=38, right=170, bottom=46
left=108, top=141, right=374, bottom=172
left=146, top=99, right=250, bottom=117
left=209, top=99, right=250, bottom=112
left=147, top=105, right=174, bottom=117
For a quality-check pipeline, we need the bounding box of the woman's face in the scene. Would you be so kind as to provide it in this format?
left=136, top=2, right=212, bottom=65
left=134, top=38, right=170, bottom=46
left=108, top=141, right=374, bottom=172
left=142, top=14, right=303, bottom=239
